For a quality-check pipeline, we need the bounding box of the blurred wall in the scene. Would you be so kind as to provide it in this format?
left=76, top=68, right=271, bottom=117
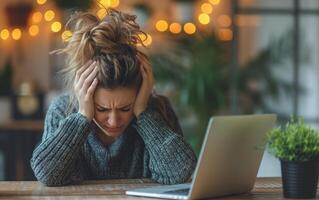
left=0, top=0, right=53, bottom=93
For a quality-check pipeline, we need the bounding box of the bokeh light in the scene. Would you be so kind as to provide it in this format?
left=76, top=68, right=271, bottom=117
left=37, top=0, right=47, bottom=5
left=0, top=29, right=10, bottom=40
left=169, top=22, right=182, bottom=34
left=218, top=29, right=233, bottom=41
left=218, top=15, right=232, bottom=27
left=209, top=0, right=220, bottom=5
left=29, top=25, right=39, bottom=36
left=198, top=13, right=210, bottom=25
left=51, top=22, right=62, bottom=33
left=12, top=28, right=22, bottom=40
left=184, top=23, right=196, bottom=34
left=201, top=3, right=213, bottom=14
left=32, top=12, right=43, bottom=24
left=44, top=10, right=55, bottom=22
left=61, top=30, right=73, bottom=42
left=155, top=20, right=168, bottom=32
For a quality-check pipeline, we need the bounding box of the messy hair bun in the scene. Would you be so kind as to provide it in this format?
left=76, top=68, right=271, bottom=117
left=54, top=9, right=178, bottom=132
left=54, top=9, right=147, bottom=112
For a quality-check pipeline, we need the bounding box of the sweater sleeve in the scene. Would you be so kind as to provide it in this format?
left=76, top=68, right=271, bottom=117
left=136, top=100, right=197, bottom=185
left=30, top=96, right=91, bottom=186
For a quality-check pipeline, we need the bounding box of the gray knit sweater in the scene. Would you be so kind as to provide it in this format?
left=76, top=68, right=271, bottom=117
left=31, top=94, right=197, bottom=186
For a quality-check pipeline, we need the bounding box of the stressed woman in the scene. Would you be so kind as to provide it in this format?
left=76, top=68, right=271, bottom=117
left=31, top=9, right=197, bottom=186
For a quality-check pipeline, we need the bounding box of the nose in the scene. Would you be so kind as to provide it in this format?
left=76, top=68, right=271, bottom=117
left=107, top=112, right=119, bottom=127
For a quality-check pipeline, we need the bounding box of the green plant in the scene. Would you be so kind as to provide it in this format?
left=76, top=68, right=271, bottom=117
left=150, top=31, right=301, bottom=153
left=267, top=117, right=319, bottom=161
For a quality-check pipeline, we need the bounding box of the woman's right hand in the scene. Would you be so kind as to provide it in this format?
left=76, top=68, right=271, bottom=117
left=74, top=60, right=99, bottom=121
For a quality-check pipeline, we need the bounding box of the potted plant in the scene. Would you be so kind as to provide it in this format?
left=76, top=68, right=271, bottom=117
left=267, top=117, right=319, bottom=198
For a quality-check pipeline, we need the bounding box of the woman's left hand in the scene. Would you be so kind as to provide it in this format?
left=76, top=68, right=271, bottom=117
left=134, top=53, right=154, bottom=117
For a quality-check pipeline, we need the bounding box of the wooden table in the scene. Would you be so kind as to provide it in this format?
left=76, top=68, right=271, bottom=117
left=0, top=177, right=317, bottom=199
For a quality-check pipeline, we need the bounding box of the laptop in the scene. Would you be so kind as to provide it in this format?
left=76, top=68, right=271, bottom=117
left=126, top=114, right=277, bottom=200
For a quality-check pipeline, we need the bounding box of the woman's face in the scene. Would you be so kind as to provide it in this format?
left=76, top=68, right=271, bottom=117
left=93, top=87, right=137, bottom=139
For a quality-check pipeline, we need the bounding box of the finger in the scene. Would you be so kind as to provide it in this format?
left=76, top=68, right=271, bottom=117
left=75, top=60, right=93, bottom=83
left=81, top=65, right=99, bottom=92
left=140, top=63, right=147, bottom=79
left=87, top=78, right=98, bottom=97
left=77, top=61, right=97, bottom=89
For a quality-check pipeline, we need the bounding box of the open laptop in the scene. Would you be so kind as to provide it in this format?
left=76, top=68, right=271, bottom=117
left=126, top=114, right=277, bottom=199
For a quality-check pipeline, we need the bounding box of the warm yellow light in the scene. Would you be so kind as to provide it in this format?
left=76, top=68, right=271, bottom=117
left=44, top=10, right=55, bottom=22
left=201, top=3, right=213, bottom=14
left=169, top=22, right=182, bottom=34
left=0, top=29, right=10, bottom=40
left=51, top=22, right=62, bottom=33
left=12, top=28, right=22, bottom=40
left=155, top=20, right=168, bottom=32
left=218, top=15, right=232, bottom=27
left=138, top=33, right=152, bottom=46
left=209, top=0, right=220, bottom=5
left=97, top=9, right=107, bottom=19
left=61, top=30, right=73, bottom=42
left=110, top=0, right=119, bottom=8
left=144, top=34, right=152, bottom=46
left=37, top=0, right=47, bottom=5
left=98, top=0, right=109, bottom=7
left=218, top=29, right=233, bottom=41
left=29, top=25, right=39, bottom=36
left=32, top=12, right=43, bottom=24
left=98, top=0, right=119, bottom=8
left=183, top=23, right=196, bottom=34
left=198, top=13, right=210, bottom=25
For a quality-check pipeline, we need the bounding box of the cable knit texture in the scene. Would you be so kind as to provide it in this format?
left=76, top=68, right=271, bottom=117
left=31, top=94, right=197, bottom=186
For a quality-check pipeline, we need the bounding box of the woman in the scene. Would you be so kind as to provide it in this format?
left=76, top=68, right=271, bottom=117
left=31, top=8, right=197, bottom=186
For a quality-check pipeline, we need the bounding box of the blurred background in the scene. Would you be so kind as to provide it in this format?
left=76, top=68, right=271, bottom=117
left=0, top=0, right=318, bottom=181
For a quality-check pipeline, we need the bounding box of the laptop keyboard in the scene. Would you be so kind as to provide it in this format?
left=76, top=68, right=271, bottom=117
left=163, top=188, right=190, bottom=195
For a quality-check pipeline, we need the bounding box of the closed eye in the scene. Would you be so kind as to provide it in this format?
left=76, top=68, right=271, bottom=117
left=96, top=107, right=110, bottom=112
left=120, top=108, right=131, bottom=112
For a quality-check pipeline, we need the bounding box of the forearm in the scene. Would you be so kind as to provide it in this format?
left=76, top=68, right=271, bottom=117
left=31, top=113, right=90, bottom=186
left=136, top=109, right=197, bottom=184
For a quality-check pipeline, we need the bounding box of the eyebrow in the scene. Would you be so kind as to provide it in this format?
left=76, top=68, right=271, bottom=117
left=95, top=103, right=132, bottom=109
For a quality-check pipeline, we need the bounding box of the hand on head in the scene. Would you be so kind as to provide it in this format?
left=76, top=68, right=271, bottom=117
left=133, top=53, right=154, bottom=117
left=74, top=60, right=99, bottom=121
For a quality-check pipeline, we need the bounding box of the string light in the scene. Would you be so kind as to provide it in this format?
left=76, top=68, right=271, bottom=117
left=209, top=0, right=220, bottom=5
left=110, top=0, right=119, bottom=8
left=36, top=0, right=47, bottom=5
left=201, top=3, right=213, bottom=14
left=198, top=13, right=210, bottom=25
left=51, top=22, right=62, bottom=32
left=218, top=29, right=233, bottom=41
left=0, top=29, right=10, bottom=40
left=12, top=28, right=22, bottom=40
left=44, top=10, right=55, bottom=22
left=169, top=23, right=182, bottom=34
left=61, top=30, right=72, bottom=42
left=98, top=0, right=119, bottom=8
left=218, top=15, right=232, bottom=27
left=184, top=23, right=196, bottom=34
left=155, top=20, right=168, bottom=32
left=137, top=33, right=152, bottom=46
left=97, top=8, right=107, bottom=19
left=29, top=25, right=39, bottom=36
left=32, top=12, right=43, bottom=24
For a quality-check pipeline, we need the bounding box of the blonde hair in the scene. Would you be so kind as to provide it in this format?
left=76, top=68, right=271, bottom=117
left=54, top=8, right=178, bottom=131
